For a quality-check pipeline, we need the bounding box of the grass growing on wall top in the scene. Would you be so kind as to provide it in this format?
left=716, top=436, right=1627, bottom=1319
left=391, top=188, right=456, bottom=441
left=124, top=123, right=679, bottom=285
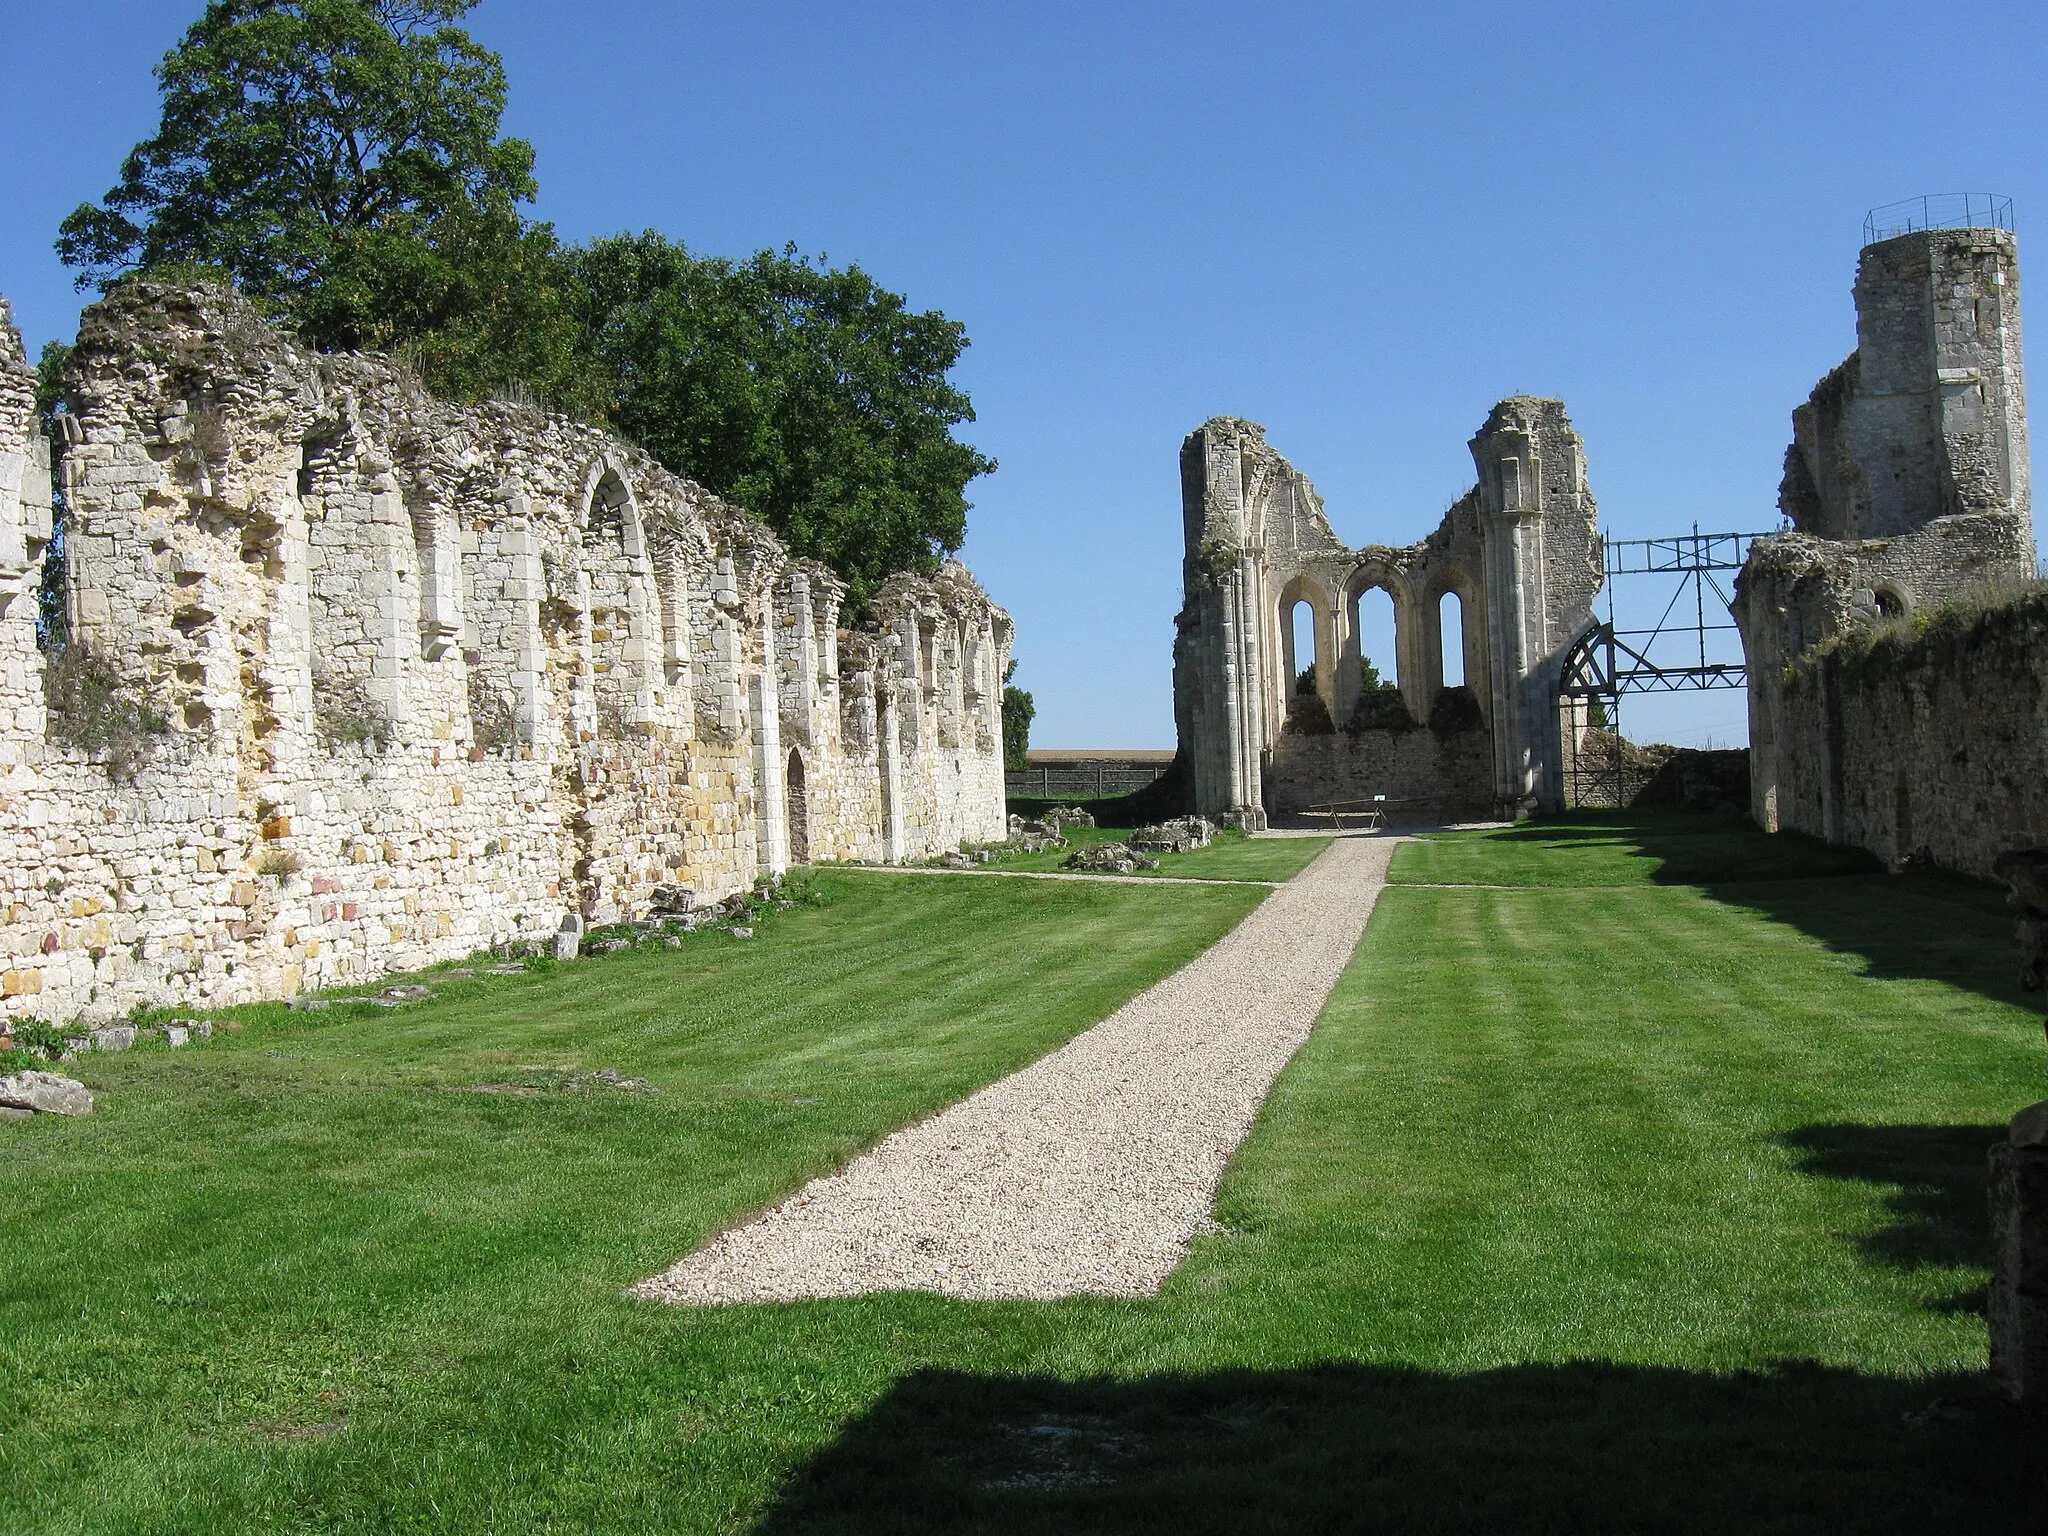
left=1791, top=577, right=2048, bottom=687
left=4, top=818, right=2045, bottom=1532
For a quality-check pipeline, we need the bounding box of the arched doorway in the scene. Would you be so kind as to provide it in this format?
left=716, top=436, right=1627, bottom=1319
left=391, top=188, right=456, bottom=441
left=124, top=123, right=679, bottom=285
left=786, top=747, right=810, bottom=865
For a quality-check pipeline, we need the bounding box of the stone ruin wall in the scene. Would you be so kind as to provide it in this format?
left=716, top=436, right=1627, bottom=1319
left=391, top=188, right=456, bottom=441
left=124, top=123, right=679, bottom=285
left=1737, top=228, right=2036, bottom=875
left=0, top=283, right=1010, bottom=1028
left=1172, top=401, right=1601, bottom=825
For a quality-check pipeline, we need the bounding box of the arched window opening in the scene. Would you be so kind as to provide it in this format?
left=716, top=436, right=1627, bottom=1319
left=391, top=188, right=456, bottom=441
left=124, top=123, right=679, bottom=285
left=1439, top=591, right=1465, bottom=688
left=787, top=747, right=810, bottom=865
left=1288, top=599, right=1317, bottom=696
left=1353, top=586, right=1398, bottom=692
left=1874, top=587, right=1906, bottom=620
left=583, top=469, right=644, bottom=737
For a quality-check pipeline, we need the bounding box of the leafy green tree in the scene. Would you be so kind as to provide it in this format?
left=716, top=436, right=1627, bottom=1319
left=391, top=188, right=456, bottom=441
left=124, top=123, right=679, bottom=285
left=56, top=4, right=993, bottom=601
left=1001, top=661, right=1035, bottom=772
left=565, top=233, right=994, bottom=604
left=33, top=343, right=72, bottom=650
left=56, top=0, right=556, bottom=369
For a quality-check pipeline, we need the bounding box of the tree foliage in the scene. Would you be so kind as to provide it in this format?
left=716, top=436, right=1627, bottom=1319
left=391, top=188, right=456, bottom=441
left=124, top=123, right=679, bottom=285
left=57, top=0, right=547, bottom=358
left=566, top=233, right=992, bottom=602
left=34, top=343, right=72, bottom=651
left=56, top=1, right=993, bottom=602
left=1001, top=661, right=1034, bottom=772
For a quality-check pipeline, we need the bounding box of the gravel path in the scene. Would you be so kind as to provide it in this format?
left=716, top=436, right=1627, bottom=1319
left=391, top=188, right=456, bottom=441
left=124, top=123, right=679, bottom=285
left=630, top=831, right=1401, bottom=1305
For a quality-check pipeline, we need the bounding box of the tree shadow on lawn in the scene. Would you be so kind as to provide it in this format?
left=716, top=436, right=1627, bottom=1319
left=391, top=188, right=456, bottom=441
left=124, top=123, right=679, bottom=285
left=753, top=1357, right=2043, bottom=1535
left=1511, top=812, right=2048, bottom=1017
left=1490, top=810, right=1883, bottom=885
left=1786, top=1121, right=2005, bottom=1314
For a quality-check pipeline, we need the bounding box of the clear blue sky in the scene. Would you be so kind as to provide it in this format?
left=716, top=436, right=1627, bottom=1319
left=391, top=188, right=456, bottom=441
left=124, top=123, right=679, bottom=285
left=6, top=1, right=2045, bottom=748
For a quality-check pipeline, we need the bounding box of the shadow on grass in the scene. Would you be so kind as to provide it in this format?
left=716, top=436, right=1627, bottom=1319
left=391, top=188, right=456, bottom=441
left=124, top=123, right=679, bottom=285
left=754, top=1359, right=2040, bottom=1535
left=1511, top=812, right=2047, bottom=1016
left=1787, top=1121, right=2005, bottom=1313
left=1496, top=809, right=1884, bottom=884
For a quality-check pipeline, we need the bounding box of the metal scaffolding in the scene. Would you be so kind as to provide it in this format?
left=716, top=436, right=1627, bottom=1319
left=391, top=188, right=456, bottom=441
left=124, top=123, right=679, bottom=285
left=1558, top=526, right=1777, bottom=808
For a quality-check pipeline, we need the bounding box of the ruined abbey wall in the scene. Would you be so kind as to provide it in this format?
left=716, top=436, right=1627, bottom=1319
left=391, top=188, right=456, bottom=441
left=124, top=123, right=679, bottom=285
left=1737, top=227, right=2036, bottom=867
left=1172, top=401, right=1601, bottom=825
left=0, top=283, right=1009, bottom=1027
left=1758, top=594, right=2048, bottom=877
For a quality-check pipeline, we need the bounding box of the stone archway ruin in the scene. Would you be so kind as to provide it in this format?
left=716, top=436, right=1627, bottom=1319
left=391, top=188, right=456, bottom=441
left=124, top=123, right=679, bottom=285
left=1172, top=402, right=1602, bottom=825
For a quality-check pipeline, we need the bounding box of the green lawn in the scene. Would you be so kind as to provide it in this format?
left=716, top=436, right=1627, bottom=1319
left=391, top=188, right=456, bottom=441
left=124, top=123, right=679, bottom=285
left=1391, top=808, right=1883, bottom=886
left=973, top=825, right=1333, bottom=883
left=5, top=815, right=2044, bottom=1532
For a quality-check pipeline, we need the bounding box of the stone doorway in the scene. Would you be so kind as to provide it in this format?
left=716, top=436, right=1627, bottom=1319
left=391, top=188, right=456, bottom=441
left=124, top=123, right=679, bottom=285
left=787, top=747, right=810, bottom=865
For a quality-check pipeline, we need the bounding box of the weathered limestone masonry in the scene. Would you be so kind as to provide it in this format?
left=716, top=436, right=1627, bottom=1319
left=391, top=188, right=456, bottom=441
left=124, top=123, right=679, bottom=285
left=0, top=283, right=1010, bottom=1028
left=1172, top=405, right=1601, bottom=825
left=1735, top=228, right=2034, bottom=871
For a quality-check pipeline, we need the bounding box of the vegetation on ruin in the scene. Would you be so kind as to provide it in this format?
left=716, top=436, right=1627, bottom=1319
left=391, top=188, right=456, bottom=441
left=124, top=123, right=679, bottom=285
left=1788, top=578, right=2048, bottom=689
left=39, top=641, right=171, bottom=778
left=311, top=669, right=391, bottom=751
left=5, top=814, right=2041, bottom=1530
left=56, top=0, right=994, bottom=605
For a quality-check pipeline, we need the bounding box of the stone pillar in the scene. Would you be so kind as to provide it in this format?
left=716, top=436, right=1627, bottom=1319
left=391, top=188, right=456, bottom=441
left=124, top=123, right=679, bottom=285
left=366, top=479, right=412, bottom=732
left=1479, top=450, right=1536, bottom=816
left=661, top=552, right=694, bottom=740
left=0, top=427, right=51, bottom=762
left=752, top=607, right=788, bottom=878
left=713, top=555, right=742, bottom=736
left=499, top=497, right=550, bottom=757
left=878, top=682, right=906, bottom=863
left=1233, top=552, right=1268, bottom=828
left=1990, top=1102, right=2048, bottom=1403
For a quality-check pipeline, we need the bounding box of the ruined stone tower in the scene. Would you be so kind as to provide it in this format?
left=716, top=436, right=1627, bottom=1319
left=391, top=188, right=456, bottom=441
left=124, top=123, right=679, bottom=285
left=1172, top=401, right=1602, bottom=825
left=1738, top=224, right=2034, bottom=846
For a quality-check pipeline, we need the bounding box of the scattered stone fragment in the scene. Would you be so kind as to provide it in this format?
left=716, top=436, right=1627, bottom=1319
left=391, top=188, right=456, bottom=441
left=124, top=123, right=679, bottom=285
left=163, top=1025, right=190, bottom=1048
left=587, top=938, right=630, bottom=956
left=583, top=1068, right=652, bottom=1092
left=289, top=998, right=332, bottom=1012
left=1061, top=842, right=1160, bottom=875
left=729, top=926, right=755, bottom=939
left=484, top=964, right=529, bottom=976
left=0, top=1071, right=95, bottom=1117
left=90, top=1025, right=136, bottom=1053
left=441, top=968, right=476, bottom=979
left=554, top=914, right=584, bottom=962
left=1131, top=816, right=1217, bottom=855
left=381, top=985, right=433, bottom=1002
left=650, top=883, right=698, bottom=916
